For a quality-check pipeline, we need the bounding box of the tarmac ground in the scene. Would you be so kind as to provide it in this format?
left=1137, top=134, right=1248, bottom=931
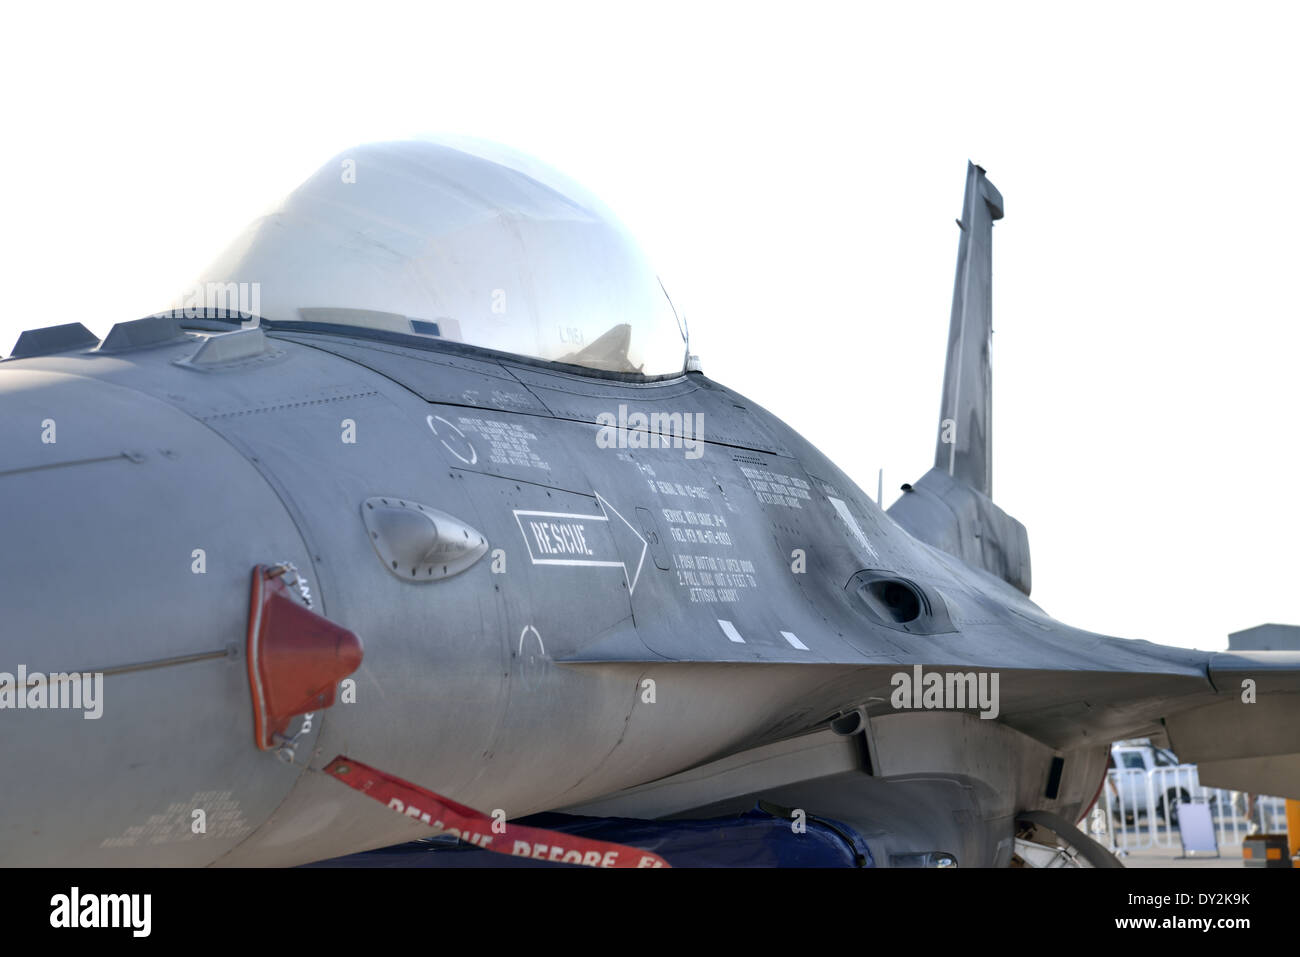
left=1098, top=819, right=1293, bottom=868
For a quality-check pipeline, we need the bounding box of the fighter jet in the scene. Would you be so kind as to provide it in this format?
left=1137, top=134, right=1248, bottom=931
left=1, top=139, right=1296, bottom=867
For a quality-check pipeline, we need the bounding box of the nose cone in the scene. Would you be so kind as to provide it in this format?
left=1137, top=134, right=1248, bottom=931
left=0, top=366, right=315, bottom=864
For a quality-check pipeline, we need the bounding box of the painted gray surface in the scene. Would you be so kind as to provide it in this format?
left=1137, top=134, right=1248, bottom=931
left=934, top=162, right=1002, bottom=498
left=0, top=145, right=1296, bottom=867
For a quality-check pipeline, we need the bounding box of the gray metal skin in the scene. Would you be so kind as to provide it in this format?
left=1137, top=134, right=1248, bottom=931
left=2, top=154, right=1298, bottom=868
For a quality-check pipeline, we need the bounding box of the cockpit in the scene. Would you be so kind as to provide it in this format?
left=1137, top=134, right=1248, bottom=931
left=181, top=138, right=688, bottom=377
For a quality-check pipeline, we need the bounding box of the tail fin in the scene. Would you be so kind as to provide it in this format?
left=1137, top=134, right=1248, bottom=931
left=936, top=162, right=1003, bottom=498
left=889, top=163, right=1030, bottom=595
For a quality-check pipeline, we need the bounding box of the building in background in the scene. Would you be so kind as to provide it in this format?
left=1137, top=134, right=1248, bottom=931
left=1229, top=624, right=1300, bottom=651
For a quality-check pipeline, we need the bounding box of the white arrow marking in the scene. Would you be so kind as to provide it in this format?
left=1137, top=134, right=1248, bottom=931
left=513, top=491, right=648, bottom=596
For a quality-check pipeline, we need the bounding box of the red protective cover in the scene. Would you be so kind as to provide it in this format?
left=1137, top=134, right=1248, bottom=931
left=247, top=565, right=363, bottom=751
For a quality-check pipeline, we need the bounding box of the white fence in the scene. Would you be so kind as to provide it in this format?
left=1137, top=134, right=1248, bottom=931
left=1086, top=764, right=1289, bottom=853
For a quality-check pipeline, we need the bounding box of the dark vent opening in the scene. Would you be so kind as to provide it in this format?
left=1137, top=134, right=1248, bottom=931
left=860, top=580, right=922, bottom=623
left=1045, top=756, right=1065, bottom=799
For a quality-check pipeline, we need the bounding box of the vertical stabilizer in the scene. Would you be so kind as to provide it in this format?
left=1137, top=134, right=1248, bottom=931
left=935, top=162, right=1003, bottom=498
left=890, top=163, right=1029, bottom=596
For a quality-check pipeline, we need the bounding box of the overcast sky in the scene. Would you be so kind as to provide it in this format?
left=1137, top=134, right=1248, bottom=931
left=3, top=2, right=1296, bottom=650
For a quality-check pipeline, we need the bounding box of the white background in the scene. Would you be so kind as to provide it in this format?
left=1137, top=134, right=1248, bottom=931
left=3, top=2, right=1296, bottom=649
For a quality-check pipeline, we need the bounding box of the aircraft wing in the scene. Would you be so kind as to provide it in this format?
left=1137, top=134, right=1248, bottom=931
left=1159, top=650, right=1300, bottom=797
left=882, top=643, right=1300, bottom=798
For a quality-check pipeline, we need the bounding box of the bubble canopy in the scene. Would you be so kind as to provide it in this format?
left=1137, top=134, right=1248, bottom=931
left=189, top=138, right=688, bottom=376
